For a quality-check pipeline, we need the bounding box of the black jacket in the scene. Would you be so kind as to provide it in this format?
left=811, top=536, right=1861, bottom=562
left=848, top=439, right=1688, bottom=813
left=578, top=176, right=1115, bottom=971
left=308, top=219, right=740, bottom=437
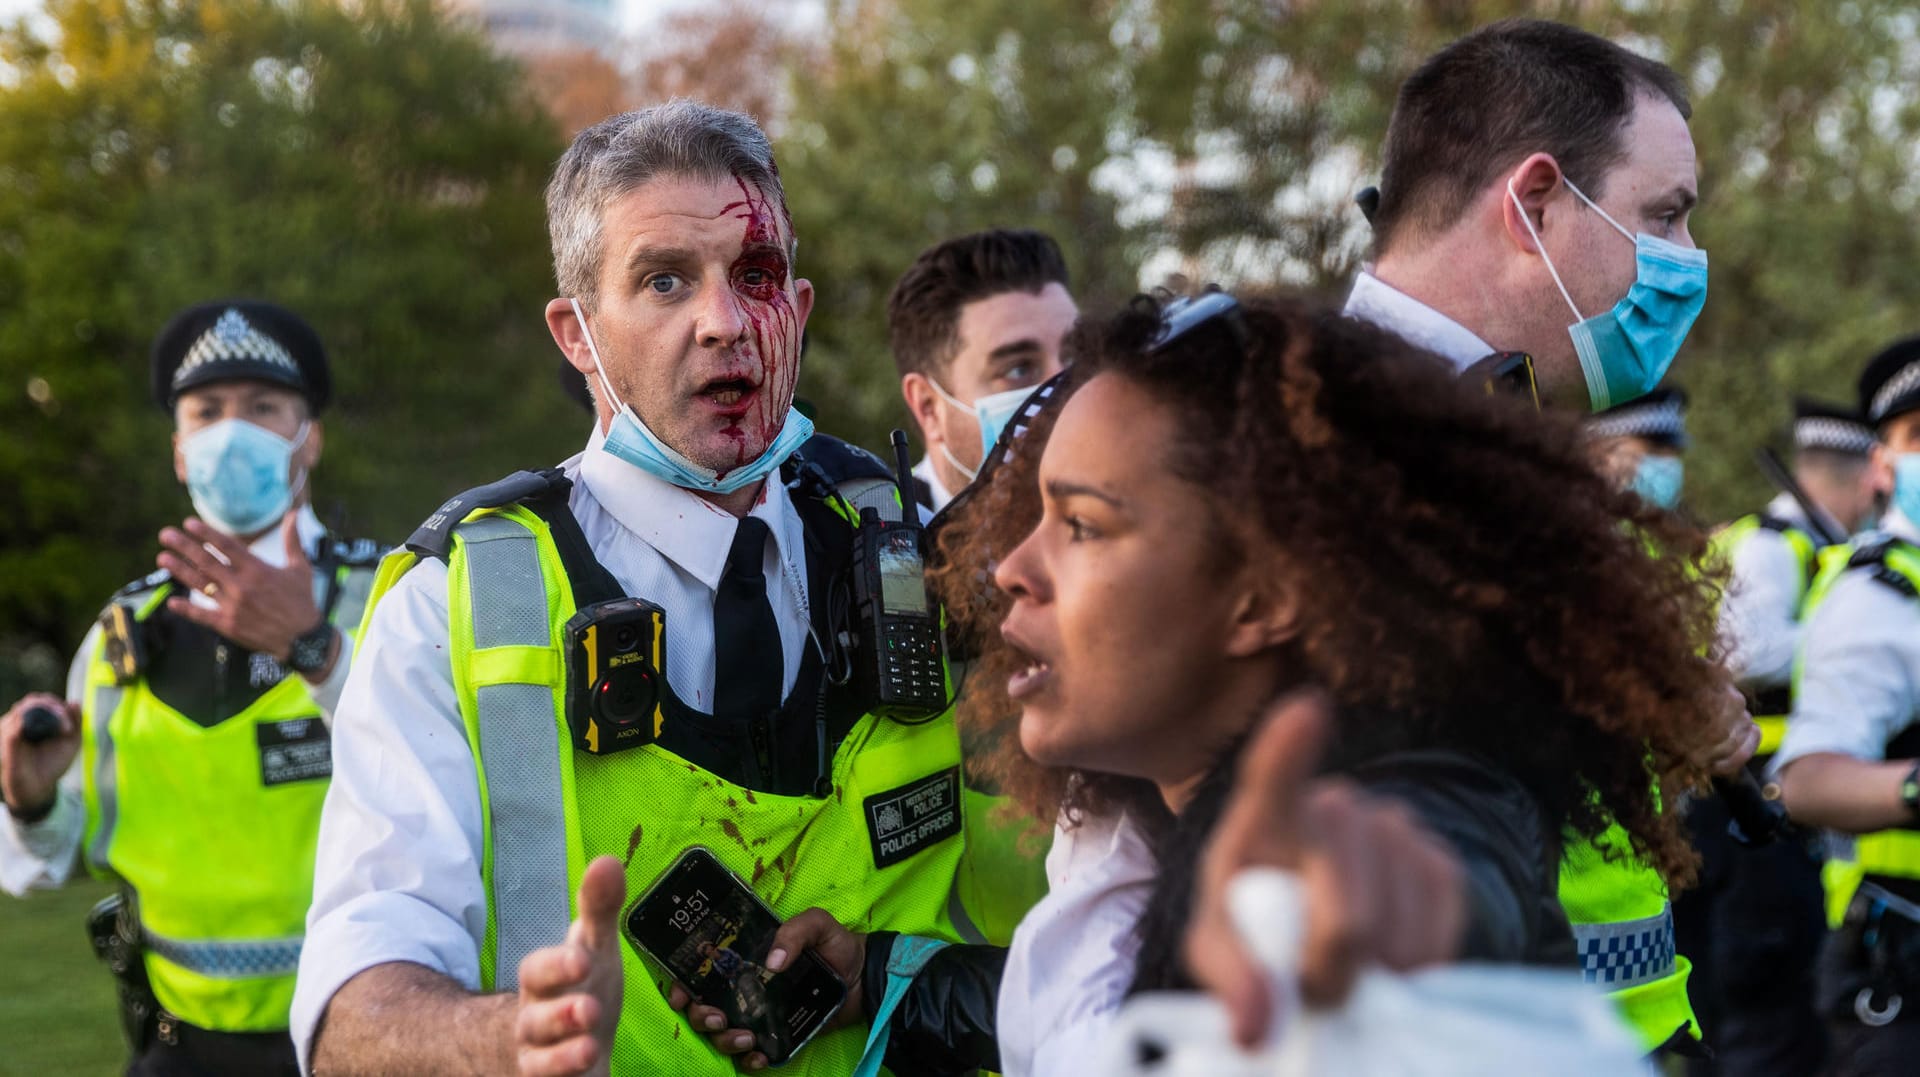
left=860, top=750, right=1573, bottom=1076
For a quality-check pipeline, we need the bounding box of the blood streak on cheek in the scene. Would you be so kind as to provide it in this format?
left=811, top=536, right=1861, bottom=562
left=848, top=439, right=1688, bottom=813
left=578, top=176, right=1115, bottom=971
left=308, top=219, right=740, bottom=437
left=725, top=176, right=802, bottom=463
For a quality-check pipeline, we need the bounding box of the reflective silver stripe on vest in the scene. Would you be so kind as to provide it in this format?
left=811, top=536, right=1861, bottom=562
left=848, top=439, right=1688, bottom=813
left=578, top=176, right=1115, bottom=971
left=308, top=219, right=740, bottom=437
left=85, top=680, right=125, bottom=873
left=461, top=515, right=569, bottom=992
left=946, top=879, right=987, bottom=946
left=1572, top=905, right=1676, bottom=989
left=331, top=565, right=377, bottom=637
left=143, top=928, right=303, bottom=978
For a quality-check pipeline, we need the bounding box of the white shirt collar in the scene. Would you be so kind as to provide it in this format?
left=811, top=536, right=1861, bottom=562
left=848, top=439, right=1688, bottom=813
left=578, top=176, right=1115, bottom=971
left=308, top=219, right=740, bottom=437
left=577, top=423, right=807, bottom=594
left=1343, top=269, right=1495, bottom=372
left=1885, top=506, right=1920, bottom=546
left=911, top=456, right=953, bottom=513
left=1766, top=492, right=1850, bottom=543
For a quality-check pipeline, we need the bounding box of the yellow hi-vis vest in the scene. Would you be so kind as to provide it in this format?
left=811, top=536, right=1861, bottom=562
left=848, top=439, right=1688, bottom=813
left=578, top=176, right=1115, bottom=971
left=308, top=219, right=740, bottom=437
left=366, top=491, right=1040, bottom=1075
left=1559, top=822, right=1696, bottom=1051
left=1799, top=538, right=1920, bottom=929
left=79, top=551, right=379, bottom=1032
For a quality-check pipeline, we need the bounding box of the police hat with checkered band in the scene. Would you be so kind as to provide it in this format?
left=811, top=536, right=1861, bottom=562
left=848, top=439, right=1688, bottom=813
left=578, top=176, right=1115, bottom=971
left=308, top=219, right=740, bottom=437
left=1584, top=386, right=1689, bottom=449
left=1792, top=396, right=1875, bottom=457
left=1860, top=336, right=1920, bottom=429
left=151, top=299, right=329, bottom=414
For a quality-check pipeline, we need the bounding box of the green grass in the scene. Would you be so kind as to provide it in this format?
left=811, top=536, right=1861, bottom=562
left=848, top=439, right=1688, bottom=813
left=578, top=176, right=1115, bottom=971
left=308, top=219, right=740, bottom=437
left=0, top=875, right=127, bottom=1076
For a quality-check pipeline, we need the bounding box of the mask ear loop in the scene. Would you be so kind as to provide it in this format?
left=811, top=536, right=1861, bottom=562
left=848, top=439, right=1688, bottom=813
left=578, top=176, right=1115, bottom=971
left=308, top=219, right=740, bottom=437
left=1508, top=177, right=1585, bottom=323
left=1559, top=176, right=1637, bottom=242
left=569, top=298, right=626, bottom=413
left=287, top=420, right=313, bottom=506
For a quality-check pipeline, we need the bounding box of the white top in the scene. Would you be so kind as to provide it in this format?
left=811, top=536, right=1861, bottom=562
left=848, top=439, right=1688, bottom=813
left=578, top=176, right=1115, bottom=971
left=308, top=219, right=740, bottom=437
left=911, top=455, right=954, bottom=514
left=1718, top=494, right=1827, bottom=691
left=1343, top=270, right=1495, bottom=372
left=290, top=427, right=813, bottom=1072
left=997, top=810, right=1157, bottom=1077
left=0, top=507, right=348, bottom=897
left=1774, top=508, right=1920, bottom=769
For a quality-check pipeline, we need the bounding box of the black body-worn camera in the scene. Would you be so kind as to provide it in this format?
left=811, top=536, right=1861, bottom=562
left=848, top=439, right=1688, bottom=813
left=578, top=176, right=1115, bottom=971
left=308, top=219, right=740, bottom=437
left=563, top=597, right=667, bottom=755
left=847, top=432, right=948, bottom=721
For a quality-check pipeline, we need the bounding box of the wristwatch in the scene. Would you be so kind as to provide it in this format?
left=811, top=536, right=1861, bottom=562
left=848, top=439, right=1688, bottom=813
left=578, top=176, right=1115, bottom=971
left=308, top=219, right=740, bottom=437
left=1902, top=760, right=1920, bottom=821
left=286, top=619, right=336, bottom=675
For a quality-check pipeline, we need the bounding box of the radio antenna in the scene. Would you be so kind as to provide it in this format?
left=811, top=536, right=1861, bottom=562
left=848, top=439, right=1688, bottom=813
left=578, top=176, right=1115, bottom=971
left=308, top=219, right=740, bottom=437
left=889, top=429, right=914, bottom=518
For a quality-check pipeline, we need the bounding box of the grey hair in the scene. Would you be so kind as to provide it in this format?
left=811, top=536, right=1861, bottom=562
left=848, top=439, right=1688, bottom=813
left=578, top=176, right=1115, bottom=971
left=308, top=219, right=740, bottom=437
left=546, top=100, right=790, bottom=309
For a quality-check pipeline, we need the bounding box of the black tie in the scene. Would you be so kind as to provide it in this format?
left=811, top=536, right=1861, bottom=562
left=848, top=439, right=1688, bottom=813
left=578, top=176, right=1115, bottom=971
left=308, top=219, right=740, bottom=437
left=712, top=516, right=783, bottom=721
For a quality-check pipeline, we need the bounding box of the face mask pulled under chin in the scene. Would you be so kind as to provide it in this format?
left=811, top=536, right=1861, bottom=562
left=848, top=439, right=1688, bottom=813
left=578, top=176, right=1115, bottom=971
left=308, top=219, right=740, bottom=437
left=926, top=376, right=1037, bottom=481
left=182, top=418, right=310, bottom=536
left=1508, top=175, right=1708, bottom=413
left=569, top=299, right=814, bottom=496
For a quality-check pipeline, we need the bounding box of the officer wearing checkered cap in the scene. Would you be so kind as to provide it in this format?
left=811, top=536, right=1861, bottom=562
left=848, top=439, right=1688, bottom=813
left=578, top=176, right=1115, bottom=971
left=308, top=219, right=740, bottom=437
left=1674, top=394, right=1879, bottom=1077
left=1774, top=338, right=1920, bottom=1073
left=1584, top=386, right=1690, bottom=511
left=0, top=299, right=385, bottom=1075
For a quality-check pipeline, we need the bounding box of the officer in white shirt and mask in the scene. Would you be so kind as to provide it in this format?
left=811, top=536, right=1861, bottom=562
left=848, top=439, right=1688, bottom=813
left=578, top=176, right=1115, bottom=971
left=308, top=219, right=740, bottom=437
left=0, top=299, right=379, bottom=1076
left=1337, top=18, right=1757, bottom=1059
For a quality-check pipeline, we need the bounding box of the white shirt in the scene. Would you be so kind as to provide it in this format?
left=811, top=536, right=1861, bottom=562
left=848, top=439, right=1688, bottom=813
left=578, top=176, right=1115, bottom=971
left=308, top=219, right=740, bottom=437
left=291, top=427, right=813, bottom=1071
left=911, top=455, right=954, bottom=514
left=1343, top=269, right=1496, bottom=372
left=0, top=507, right=349, bottom=897
left=1774, top=508, right=1920, bottom=770
left=1718, top=494, right=1832, bottom=691
left=997, top=811, right=1157, bottom=1077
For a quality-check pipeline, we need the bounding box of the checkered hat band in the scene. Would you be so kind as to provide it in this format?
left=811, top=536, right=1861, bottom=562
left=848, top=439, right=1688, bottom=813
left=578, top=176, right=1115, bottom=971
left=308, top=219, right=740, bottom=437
left=1872, top=360, right=1920, bottom=422
left=144, top=927, right=303, bottom=979
left=1573, top=909, right=1677, bottom=989
left=1585, top=401, right=1686, bottom=443
left=1796, top=417, right=1876, bottom=455
left=172, top=309, right=300, bottom=391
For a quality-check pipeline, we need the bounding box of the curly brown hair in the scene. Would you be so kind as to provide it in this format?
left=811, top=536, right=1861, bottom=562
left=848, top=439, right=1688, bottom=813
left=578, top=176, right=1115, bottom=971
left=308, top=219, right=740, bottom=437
left=930, top=292, right=1727, bottom=887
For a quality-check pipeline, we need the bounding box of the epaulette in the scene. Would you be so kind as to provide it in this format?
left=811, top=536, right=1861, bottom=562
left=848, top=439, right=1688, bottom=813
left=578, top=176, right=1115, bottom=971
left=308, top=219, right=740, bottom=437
left=1847, top=538, right=1920, bottom=599
left=110, top=567, right=173, bottom=600
left=325, top=536, right=389, bottom=568
left=790, top=433, right=895, bottom=487
left=1756, top=514, right=1797, bottom=534
left=405, top=468, right=572, bottom=561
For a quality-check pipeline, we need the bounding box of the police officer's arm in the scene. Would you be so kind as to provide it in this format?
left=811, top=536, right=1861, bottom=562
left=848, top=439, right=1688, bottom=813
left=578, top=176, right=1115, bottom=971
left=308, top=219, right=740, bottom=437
left=0, top=626, right=96, bottom=896
left=157, top=514, right=342, bottom=685
left=1775, top=578, right=1920, bottom=832
left=1717, top=528, right=1805, bottom=689
left=314, top=857, right=628, bottom=1077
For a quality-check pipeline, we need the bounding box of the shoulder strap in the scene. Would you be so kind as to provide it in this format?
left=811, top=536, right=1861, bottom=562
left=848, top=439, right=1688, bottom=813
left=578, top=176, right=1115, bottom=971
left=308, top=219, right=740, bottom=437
left=1847, top=538, right=1920, bottom=600
left=406, top=469, right=572, bottom=561
left=517, top=491, right=625, bottom=610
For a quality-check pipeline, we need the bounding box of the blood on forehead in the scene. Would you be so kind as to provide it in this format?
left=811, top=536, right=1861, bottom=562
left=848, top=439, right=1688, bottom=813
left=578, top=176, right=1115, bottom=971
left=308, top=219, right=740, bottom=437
left=718, top=174, right=803, bottom=468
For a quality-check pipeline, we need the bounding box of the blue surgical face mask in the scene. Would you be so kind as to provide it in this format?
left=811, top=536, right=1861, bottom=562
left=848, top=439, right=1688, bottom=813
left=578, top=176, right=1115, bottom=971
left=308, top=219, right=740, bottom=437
left=571, top=299, right=813, bottom=496
left=1630, top=453, right=1685, bottom=510
left=1892, top=453, right=1920, bottom=528
left=1509, top=176, right=1708, bottom=412
left=182, top=418, right=309, bottom=536
left=926, top=377, right=1037, bottom=481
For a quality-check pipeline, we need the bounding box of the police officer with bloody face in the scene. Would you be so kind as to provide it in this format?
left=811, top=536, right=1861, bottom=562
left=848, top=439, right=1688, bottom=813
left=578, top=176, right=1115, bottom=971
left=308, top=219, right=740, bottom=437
left=297, top=102, right=1035, bottom=1077
left=0, top=300, right=382, bottom=1075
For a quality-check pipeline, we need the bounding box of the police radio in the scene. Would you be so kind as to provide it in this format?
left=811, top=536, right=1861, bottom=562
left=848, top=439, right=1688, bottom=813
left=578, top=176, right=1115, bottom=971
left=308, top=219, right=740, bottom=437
left=848, top=431, right=947, bottom=721
left=563, top=598, right=668, bottom=755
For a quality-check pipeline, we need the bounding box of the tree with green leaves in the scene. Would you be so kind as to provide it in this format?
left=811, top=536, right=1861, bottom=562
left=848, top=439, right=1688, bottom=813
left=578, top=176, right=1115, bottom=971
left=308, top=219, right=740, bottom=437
left=0, top=0, right=571, bottom=673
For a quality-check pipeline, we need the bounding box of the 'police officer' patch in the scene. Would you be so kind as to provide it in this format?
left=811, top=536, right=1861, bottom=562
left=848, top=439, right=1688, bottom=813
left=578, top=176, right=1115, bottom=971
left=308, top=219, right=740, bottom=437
left=863, top=768, right=962, bottom=870
left=257, top=716, right=332, bottom=787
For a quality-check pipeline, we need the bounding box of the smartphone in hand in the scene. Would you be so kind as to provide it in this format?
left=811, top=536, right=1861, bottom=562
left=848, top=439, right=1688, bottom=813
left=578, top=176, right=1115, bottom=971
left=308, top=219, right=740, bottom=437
left=626, top=846, right=847, bottom=1066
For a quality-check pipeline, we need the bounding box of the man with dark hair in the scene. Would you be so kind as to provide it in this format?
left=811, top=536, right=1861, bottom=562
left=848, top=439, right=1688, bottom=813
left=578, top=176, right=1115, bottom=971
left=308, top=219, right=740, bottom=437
left=1349, top=17, right=1705, bottom=414
left=1345, top=18, right=1755, bottom=1059
left=888, top=229, right=1076, bottom=512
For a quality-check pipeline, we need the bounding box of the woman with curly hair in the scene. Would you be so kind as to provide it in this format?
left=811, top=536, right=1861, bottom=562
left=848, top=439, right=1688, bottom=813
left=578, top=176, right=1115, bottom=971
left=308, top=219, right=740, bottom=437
left=681, top=291, right=1741, bottom=1075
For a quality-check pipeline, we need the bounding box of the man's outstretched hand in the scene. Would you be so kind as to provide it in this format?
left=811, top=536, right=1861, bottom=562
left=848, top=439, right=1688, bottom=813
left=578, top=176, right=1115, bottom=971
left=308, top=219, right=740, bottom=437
left=515, top=856, right=627, bottom=1077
